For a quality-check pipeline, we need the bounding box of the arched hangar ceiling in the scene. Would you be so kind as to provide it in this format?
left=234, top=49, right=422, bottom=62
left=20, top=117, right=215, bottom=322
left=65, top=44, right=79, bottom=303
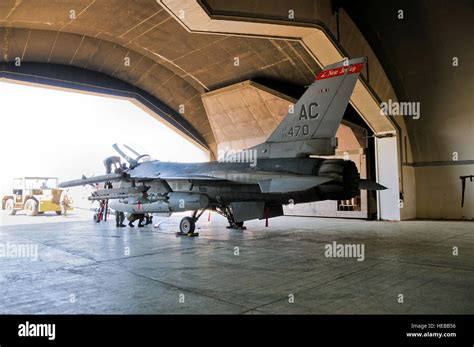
left=0, top=0, right=323, bottom=155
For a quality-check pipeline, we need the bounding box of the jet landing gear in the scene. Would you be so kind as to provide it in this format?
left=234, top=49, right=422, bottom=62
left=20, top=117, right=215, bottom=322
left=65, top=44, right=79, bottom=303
left=217, top=206, right=246, bottom=230
left=178, top=217, right=196, bottom=236
left=177, top=209, right=205, bottom=237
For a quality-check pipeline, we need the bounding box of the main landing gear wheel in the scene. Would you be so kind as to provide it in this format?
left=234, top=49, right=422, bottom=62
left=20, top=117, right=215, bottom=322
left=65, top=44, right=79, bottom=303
left=234, top=221, right=246, bottom=229
left=217, top=206, right=246, bottom=230
left=227, top=221, right=246, bottom=230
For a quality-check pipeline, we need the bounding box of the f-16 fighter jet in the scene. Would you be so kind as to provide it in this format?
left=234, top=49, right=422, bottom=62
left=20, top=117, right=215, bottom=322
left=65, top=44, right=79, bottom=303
left=60, top=57, right=386, bottom=234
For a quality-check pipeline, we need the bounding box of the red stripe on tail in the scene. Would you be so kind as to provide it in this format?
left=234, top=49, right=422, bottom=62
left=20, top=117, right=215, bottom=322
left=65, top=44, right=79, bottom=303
left=315, top=63, right=363, bottom=81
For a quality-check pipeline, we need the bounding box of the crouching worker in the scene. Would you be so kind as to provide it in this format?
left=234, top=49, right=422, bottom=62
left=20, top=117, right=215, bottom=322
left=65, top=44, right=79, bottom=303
left=115, top=210, right=126, bottom=227
left=127, top=213, right=145, bottom=228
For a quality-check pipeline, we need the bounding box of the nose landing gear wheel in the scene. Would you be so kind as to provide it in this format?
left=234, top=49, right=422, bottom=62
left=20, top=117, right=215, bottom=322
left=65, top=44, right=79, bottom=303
left=176, top=216, right=199, bottom=237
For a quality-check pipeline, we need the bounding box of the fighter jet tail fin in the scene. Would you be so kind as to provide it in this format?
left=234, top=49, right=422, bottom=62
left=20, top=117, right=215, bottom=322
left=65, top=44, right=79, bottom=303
left=251, top=57, right=366, bottom=158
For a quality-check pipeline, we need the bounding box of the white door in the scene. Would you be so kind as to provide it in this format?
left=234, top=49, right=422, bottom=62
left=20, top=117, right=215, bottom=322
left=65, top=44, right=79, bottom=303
left=375, top=135, right=401, bottom=221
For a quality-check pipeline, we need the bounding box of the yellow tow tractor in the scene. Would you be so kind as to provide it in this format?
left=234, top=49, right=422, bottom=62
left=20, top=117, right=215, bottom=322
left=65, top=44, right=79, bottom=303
left=2, top=177, right=73, bottom=216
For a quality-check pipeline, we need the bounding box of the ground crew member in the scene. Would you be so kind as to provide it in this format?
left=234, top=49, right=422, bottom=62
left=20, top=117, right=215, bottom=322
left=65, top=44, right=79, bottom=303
left=60, top=189, right=70, bottom=216
left=115, top=210, right=126, bottom=227
left=128, top=213, right=145, bottom=228
left=103, top=156, right=122, bottom=174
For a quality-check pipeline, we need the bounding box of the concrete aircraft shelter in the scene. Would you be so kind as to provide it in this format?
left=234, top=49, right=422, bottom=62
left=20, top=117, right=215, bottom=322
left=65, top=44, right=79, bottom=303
left=1, top=0, right=472, bottom=221
left=1, top=0, right=474, bottom=318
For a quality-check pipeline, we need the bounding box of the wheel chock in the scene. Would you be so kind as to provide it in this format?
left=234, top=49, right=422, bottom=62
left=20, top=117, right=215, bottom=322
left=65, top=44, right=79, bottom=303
left=175, top=232, right=199, bottom=237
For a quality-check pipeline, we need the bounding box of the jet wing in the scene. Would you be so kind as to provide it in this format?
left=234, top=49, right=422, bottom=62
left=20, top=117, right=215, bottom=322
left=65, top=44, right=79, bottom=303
left=258, top=176, right=334, bottom=193
left=156, top=172, right=382, bottom=193
left=155, top=174, right=223, bottom=181
left=129, top=163, right=335, bottom=193
left=158, top=170, right=334, bottom=193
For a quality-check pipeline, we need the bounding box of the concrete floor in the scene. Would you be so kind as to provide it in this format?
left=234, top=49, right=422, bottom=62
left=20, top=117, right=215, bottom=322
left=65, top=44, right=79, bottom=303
left=0, top=211, right=473, bottom=314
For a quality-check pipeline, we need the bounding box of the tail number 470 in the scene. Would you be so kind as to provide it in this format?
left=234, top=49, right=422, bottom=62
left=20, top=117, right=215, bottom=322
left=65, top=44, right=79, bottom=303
left=284, top=125, right=310, bottom=138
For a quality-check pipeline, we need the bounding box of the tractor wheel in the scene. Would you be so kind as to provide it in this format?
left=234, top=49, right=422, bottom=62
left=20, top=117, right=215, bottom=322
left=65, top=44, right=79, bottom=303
left=24, top=199, right=39, bottom=216
left=5, top=199, right=16, bottom=215
left=55, top=211, right=62, bottom=215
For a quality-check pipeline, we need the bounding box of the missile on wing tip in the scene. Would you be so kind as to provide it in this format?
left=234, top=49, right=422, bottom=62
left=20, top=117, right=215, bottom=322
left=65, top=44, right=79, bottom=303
left=59, top=173, right=124, bottom=188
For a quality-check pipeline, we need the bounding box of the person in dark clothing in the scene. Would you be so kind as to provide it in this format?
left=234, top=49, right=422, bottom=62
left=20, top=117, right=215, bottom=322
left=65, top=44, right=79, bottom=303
left=115, top=210, right=126, bottom=227
left=128, top=213, right=145, bottom=228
